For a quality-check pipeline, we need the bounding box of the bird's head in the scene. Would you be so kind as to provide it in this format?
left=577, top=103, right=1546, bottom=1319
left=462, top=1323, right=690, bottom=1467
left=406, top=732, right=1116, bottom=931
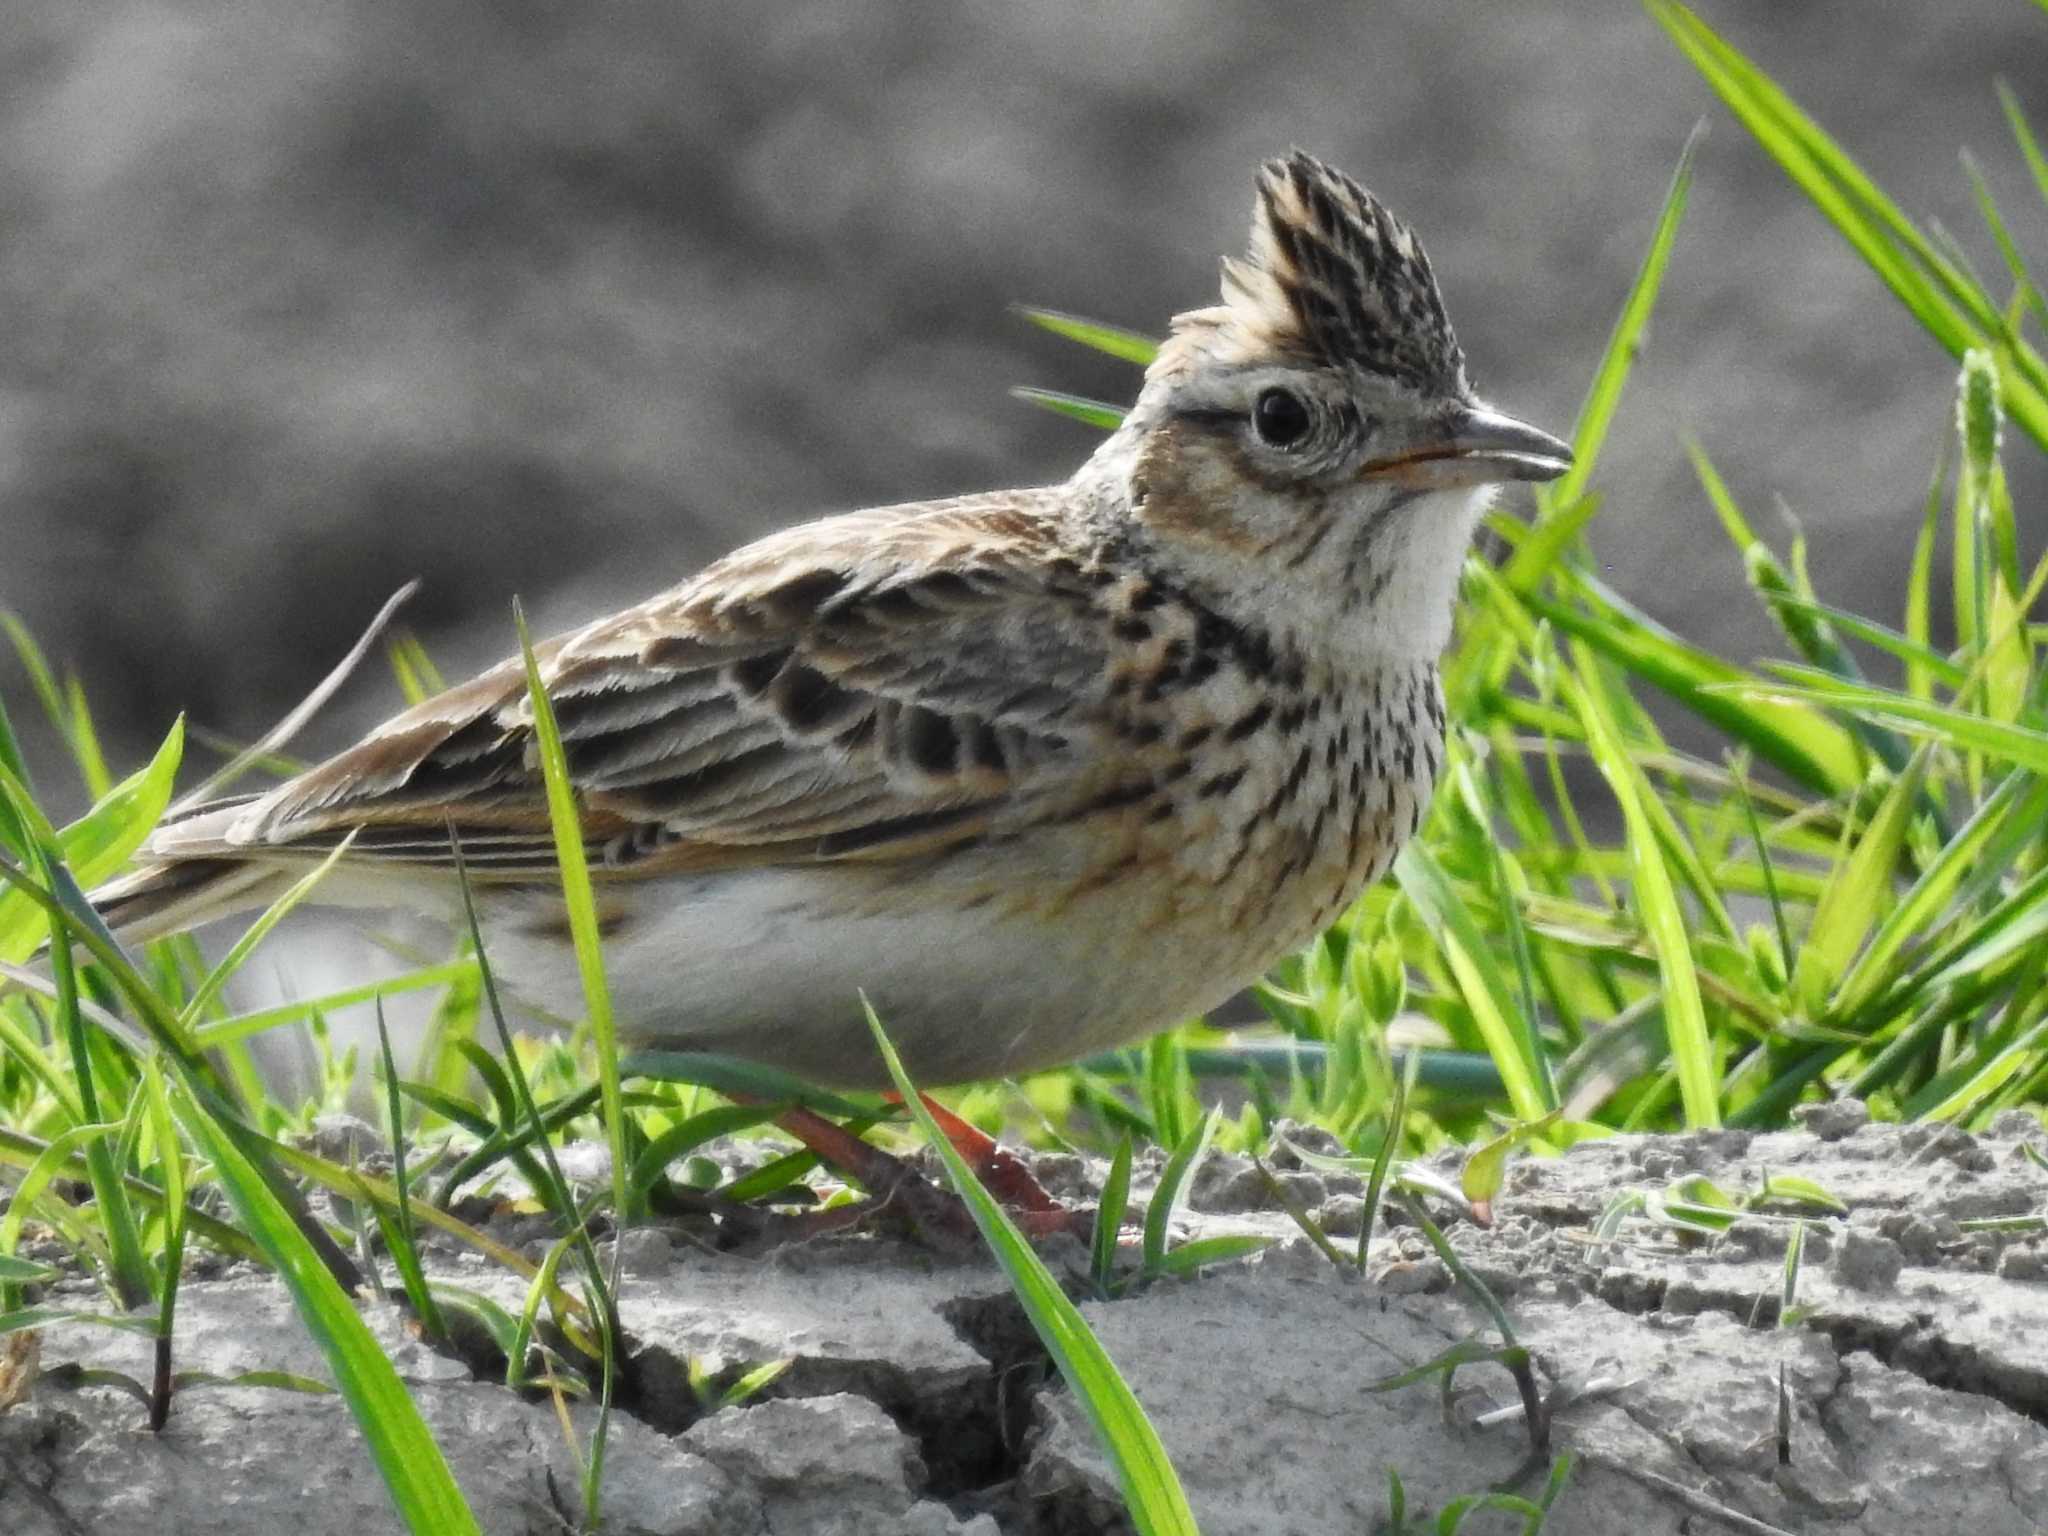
left=1093, top=151, right=1570, bottom=662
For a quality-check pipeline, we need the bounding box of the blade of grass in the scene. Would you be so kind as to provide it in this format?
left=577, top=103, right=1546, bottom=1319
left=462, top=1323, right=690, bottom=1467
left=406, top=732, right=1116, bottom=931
left=141, top=1059, right=186, bottom=1430
left=624, top=1103, right=779, bottom=1205
left=170, top=583, right=419, bottom=813
left=1091, top=1135, right=1134, bottom=1295
left=18, top=810, right=152, bottom=1308
left=1519, top=125, right=1699, bottom=543
left=1791, top=746, right=1930, bottom=1015
left=0, top=719, right=183, bottom=964
left=1520, top=578, right=1859, bottom=794
left=1014, top=306, right=1160, bottom=365
left=1836, top=767, right=2048, bottom=1017
left=619, top=1051, right=868, bottom=1118
left=514, top=601, right=631, bottom=1232
left=1737, top=675, right=2048, bottom=774
left=172, top=1085, right=480, bottom=1532
left=1569, top=651, right=1719, bottom=1127
left=1647, top=0, right=2048, bottom=448
left=1963, top=149, right=2048, bottom=334
left=1009, top=386, right=1127, bottom=431
left=865, top=1003, right=1198, bottom=1536
left=1142, top=1106, right=1220, bottom=1281
left=1358, top=1048, right=1416, bottom=1270
left=1394, top=844, right=1551, bottom=1120
left=176, top=835, right=358, bottom=1029
left=375, top=1002, right=446, bottom=1343
left=0, top=616, right=111, bottom=797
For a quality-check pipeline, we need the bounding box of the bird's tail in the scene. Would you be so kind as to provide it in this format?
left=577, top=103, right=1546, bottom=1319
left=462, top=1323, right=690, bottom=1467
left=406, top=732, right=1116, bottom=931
left=82, top=858, right=295, bottom=948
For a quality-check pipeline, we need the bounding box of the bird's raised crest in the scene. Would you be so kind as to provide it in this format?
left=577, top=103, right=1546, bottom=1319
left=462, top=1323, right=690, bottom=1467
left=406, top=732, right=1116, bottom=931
left=1157, top=150, right=1467, bottom=394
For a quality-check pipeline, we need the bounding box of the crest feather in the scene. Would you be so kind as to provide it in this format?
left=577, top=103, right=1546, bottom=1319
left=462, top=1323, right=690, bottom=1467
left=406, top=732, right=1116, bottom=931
left=1154, top=151, right=1467, bottom=393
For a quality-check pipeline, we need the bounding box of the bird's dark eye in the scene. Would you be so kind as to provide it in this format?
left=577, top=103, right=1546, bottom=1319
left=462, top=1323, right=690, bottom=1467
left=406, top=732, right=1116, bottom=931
left=1252, top=387, right=1312, bottom=448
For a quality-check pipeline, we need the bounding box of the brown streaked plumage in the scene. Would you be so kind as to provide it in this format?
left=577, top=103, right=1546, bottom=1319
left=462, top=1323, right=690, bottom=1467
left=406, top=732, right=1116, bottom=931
left=89, top=151, right=1571, bottom=1087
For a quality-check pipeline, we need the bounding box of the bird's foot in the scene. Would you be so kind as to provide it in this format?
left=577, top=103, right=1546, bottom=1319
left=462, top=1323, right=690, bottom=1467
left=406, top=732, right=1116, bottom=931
left=771, top=1099, right=1091, bottom=1247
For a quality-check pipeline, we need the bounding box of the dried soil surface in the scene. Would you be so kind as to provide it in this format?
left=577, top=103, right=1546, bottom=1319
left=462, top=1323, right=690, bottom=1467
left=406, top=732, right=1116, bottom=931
left=6, top=1109, right=2048, bottom=1534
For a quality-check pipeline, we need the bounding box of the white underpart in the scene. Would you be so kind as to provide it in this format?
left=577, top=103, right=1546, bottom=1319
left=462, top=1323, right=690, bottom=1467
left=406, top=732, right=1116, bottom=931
left=1351, top=483, right=1496, bottom=663
left=476, top=866, right=1234, bottom=1088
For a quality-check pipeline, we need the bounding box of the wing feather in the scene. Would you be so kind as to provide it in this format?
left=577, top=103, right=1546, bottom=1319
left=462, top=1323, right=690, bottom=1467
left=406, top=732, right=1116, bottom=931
left=157, top=491, right=1111, bottom=880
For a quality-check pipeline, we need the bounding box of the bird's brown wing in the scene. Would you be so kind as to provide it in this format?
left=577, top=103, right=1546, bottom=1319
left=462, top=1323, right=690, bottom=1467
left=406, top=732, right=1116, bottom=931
left=152, top=491, right=1115, bottom=881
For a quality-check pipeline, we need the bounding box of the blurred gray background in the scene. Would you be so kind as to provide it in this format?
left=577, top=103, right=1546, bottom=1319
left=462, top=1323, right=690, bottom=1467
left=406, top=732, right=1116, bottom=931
left=5, top=1, right=2046, bottom=812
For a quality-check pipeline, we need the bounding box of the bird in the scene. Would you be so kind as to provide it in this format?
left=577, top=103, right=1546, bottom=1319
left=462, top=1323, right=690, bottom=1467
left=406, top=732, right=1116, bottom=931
left=91, top=151, right=1570, bottom=1103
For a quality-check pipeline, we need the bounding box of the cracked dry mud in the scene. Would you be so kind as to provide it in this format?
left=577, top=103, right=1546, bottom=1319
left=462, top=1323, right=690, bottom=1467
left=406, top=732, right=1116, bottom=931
left=5, top=1111, right=2048, bottom=1534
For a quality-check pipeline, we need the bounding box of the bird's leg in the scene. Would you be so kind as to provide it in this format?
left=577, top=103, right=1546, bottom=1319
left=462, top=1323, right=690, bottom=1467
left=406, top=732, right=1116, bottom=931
left=879, top=1091, right=1085, bottom=1233
left=769, top=1100, right=1090, bottom=1242
left=768, top=1106, right=979, bottom=1245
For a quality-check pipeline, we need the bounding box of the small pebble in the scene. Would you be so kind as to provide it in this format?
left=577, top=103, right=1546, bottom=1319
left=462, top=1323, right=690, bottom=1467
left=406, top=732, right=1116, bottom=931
left=1835, top=1229, right=1904, bottom=1291
left=1996, top=1245, right=2048, bottom=1282
left=1877, top=1213, right=1958, bottom=1264
left=1316, top=1195, right=1365, bottom=1237
left=1267, top=1119, right=1346, bottom=1166
left=604, top=1226, right=674, bottom=1277
left=902, top=1505, right=1001, bottom=1536
left=1252, top=1236, right=1344, bottom=1281
left=1375, top=1256, right=1448, bottom=1294
left=303, top=1114, right=384, bottom=1164
left=1792, top=1098, right=1870, bottom=1142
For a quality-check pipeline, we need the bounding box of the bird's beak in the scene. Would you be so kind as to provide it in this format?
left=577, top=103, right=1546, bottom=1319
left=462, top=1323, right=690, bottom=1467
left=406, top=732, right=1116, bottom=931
left=1360, top=403, right=1574, bottom=489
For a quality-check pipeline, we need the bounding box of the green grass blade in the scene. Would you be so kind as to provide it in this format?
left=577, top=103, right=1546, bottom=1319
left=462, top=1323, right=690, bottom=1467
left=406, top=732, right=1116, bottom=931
left=865, top=1004, right=1198, bottom=1536
left=172, top=1087, right=480, bottom=1534
left=142, top=1058, right=187, bottom=1429
left=0, top=1121, right=121, bottom=1294
left=375, top=1003, right=446, bottom=1342
left=1761, top=595, right=1964, bottom=691
left=514, top=603, right=632, bottom=1229
left=1792, top=746, right=1929, bottom=1014
left=177, top=836, right=356, bottom=1028
left=1014, top=306, right=1160, bottom=365
left=1915, top=1016, right=2048, bottom=1124
left=1143, top=1106, right=1220, bottom=1279
left=1522, top=125, right=1698, bottom=536
left=1148, top=1234, right=1270, bottom=1278
left=625, top=1104, right=779, bottom=1202
left=1957, top=350, right=2003, bottom=673
left=1647, top=0, right=2048, bottom=449
left=1741, top=675, right=2048, bottom=773
left=1358, top=1048, right=1415, bottom=1270
left=1523, top=580, right=1859, bottom=793
left=1496, top=492, right=1605, bottom=594
left=1009, top=386, right=1127, bottom=431
left=619, top=1050, right=868, bottom=1117
left=1837, top=769, right=2048, bottom=1018
left=6, top=784, right=153, bottom=1309
left=1569, top=653, right=1719, bottom=1127
left=0, top=616, right=112, bottom=796
left=1690, top=443, right=1919, bottom=775
left=1998, top=80, right=2048, bottom=217
left=0, top=718, right=184, bottom=964
left=1091, top=1135, right=1134, bottom=1294
left=1393, top=844, right=1551, bottom=1120
left=1143, top=1031, right=1196, bottom=1152
left=1726, top=765, right=1793, bottom=982
left=1905, top=446, right=1949, bottom=702
left=191, top=962, right=479, bottom=1052
left=1963, top=149, right=2048, bottom=333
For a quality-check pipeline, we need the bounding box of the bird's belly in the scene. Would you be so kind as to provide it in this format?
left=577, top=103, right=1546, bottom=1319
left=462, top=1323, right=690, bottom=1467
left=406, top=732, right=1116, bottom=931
left=475, top=700, right=1437, bottom=1090
left=479, top=863, right=1263, bottom=1088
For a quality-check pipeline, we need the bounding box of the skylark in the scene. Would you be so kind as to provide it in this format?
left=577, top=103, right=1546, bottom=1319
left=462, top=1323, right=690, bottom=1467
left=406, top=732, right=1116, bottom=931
left=95, top=151, right=1570, bottom=1091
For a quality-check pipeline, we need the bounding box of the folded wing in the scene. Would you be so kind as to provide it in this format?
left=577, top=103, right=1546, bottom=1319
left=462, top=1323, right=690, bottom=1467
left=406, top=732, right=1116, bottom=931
left=150, top=491, right=1112, bottom=882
